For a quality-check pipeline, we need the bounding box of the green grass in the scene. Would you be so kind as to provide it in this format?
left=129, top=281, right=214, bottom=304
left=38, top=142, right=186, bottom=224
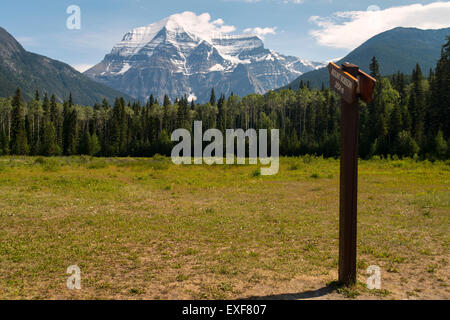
left=0, top=156, right=448, bottom=299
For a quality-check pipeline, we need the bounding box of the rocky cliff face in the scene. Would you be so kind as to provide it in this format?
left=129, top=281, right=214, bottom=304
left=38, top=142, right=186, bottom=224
left=85, top=12, right=324, bottom=103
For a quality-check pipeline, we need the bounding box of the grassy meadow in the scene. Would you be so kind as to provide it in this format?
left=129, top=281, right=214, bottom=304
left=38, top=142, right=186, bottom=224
left=0, top=156, right=448, bottom=299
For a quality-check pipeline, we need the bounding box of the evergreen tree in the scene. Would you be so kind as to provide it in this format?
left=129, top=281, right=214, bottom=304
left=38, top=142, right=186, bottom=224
left=41, top=121, right=59, bottom=156
left=369, top=56, right=381, bottom=79
left=430, top=37, right=450, bottom=139
left=79, top=130, right=91, bottom=155
left=10, top=89, right=29, bottom=155
left=1, top=48, right=449, bottom=161
left=409, top=64, right=426, bottom=145
left=210, top=88, right=216, bottom=106
left=63, top=99, right=78, bottom=155
left=50, top=94, right=62, bottom=149
left=149, top=94, right=155, bottom=108
left=388, top=104, right=403, bottom=145
left=163, top=95, right=171, bottom=108
left=217, top=94, right=226, bottom=132
left=42, top=93, right=50, bottom=122
left=299, top=80, right=305, bottom=90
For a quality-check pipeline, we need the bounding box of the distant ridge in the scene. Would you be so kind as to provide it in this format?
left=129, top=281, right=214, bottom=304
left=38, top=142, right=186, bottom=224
left=281, top=27, right=450, bottom=90
left=0, top=26, right=131, bottom=105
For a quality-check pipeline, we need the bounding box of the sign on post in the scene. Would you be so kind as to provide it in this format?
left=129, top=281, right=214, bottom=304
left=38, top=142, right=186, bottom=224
left=328, top=62, right=376, bottom=286
left=328, top=62, right=358, bottom=104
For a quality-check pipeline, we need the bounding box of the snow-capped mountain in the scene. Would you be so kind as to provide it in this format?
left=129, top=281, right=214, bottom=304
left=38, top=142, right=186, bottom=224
left=85, top=12, right=324, bottom=102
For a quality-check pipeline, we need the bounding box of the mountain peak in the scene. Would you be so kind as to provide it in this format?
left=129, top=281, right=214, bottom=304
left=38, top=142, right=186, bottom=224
left=85, top=12, right=324, bottom=102
left=0, top=27, right=25, bottom=57
left=112, top=12, right=265, bottom=58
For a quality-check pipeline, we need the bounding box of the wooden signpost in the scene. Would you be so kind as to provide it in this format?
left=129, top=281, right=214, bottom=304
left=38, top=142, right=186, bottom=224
left=328, top=62, right=376, bottom=286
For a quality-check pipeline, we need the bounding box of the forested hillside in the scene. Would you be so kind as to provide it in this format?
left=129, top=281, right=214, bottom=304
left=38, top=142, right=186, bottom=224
left=0, top=37, right=449, bottom=160
left=0, top=27, right=131, bottom=105
left=282, top=27, right=450, bottom=90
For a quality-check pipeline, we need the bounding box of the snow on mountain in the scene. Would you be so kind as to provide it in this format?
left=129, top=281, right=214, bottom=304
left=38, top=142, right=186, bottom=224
left=85, top=12, right=324, bottom=102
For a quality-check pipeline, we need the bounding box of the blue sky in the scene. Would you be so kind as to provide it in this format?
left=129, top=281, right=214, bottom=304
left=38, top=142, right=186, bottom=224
left=1, top=0, right=449, bottom=71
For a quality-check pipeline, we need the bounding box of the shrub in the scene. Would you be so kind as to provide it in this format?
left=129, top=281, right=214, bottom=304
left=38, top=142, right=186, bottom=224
left=251, top=168, right=261, bottom=177
left=395, top=131, right=419, bottom=158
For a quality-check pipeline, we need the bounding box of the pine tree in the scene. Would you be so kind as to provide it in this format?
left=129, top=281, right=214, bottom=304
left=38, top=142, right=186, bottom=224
left=369, top=56, right=381, bottom=79
left=299, top=80, right=305, bottom=90
left=163, top=95, right=171, bottom=108
left=42, top=93, right=50, bottom=122
left=41, top=121, right=59, bottom=156
left=210, top=88, right=216, bottom=106
left=62, top=102, right=70, bottom=154
left=10, top=88, right=29, bottom=155
left=409, top=64, right=426, bottom=145
left=63, top=99, right=78, bottom=155
left=50, top=94, right=62, bottom=149
left=79, top=130, right=91, bottom=155
left=388, top=104, right=403, bottom=152
left=367, top=57, right=384, bottom=148
left=217, top=94, right=226, bottom=132
left=149, top=94, right=155, bottom=107
left=430, top=37, right=450, bottom=139
left=0, top=48, right=448, bottom=162
left=162, top=95, right=171, bottom=132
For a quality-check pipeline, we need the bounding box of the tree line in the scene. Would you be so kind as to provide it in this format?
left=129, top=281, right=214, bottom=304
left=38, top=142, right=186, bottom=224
left=0, top=38, right=449, bottom=160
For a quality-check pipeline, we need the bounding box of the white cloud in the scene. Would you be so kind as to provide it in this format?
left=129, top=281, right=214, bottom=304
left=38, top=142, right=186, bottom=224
left=142, top=11, right=277, bottom=42
left=243, top=27, right=277, bottom=39
left=212, top=18, right=225, bottom=26
left=309, top=2, right=450, bottom=50
left=164, top=12, right=237, bottom=41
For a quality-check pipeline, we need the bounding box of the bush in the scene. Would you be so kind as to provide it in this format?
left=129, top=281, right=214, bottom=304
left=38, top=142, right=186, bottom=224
left=395, top=131, right=419, bottom=158
left=434, top=130, right=447, bottom=159
left=251, top=168, right=261, bottom=177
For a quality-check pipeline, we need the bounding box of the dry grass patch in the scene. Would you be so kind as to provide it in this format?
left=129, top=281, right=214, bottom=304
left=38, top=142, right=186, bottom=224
left=0, top=156, right=448, bottom=299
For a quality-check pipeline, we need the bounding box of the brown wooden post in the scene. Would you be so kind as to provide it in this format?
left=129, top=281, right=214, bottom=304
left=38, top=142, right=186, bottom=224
left=338, top=97, right=359, bottom=286
left=328, top=62, right=376, bottom=286
left=338, top=63, right=360, bottom=286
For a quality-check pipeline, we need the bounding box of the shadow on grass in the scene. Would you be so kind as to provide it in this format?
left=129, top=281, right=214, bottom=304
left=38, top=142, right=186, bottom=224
left=246, top=285, right=335, bottom=300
